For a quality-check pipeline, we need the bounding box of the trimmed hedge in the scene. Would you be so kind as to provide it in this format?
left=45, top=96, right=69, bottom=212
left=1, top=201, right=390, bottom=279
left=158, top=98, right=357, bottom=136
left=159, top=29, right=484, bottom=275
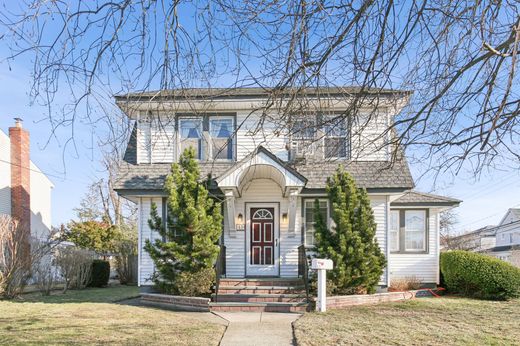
left=440, top=251, right=520, bottom=300
left=88, top=260, right=110, bottom=287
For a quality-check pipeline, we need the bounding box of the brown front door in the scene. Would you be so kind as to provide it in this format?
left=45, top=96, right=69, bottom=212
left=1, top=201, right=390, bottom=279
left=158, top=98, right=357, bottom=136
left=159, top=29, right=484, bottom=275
left=250, top=207, right=275, bottom=266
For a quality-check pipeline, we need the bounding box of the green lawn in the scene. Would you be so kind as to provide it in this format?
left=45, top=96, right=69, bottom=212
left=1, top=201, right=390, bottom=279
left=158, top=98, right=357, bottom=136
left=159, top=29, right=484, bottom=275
left=294, top=297, right=520, bottom=345
left=0, top=286, right=225, bottom=345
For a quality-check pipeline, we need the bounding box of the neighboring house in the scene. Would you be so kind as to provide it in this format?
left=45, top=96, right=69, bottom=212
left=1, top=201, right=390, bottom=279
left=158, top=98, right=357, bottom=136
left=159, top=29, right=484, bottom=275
left=113, top=87, right=461, bottom=293
left=0, top=119, right=54, bottom=241
left=485, top=209, right=520, bottom=265
left=443, top=225, right=497, bottom=251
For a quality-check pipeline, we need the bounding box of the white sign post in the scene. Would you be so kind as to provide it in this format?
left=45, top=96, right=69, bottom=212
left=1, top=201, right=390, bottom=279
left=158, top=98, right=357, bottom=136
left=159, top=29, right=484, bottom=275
left=311, top=258, right=333, bottom=312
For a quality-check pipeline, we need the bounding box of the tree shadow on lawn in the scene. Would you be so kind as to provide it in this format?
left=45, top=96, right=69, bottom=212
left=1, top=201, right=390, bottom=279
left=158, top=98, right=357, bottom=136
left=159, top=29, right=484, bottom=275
left=12, top=285, right=141, bottom=304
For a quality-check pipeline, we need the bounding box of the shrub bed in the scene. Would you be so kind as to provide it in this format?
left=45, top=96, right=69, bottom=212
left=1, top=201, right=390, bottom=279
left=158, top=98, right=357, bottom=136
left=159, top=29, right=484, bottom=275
left=88, top=260, right=110, bottom=287
left=440, top=250, right=520, bottom=300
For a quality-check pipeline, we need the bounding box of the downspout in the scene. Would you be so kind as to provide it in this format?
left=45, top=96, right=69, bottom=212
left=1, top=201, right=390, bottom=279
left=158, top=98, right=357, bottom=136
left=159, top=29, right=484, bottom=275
left=386, top=195, right=391, bottom=287
left=138, top=197, right=142, bottom=287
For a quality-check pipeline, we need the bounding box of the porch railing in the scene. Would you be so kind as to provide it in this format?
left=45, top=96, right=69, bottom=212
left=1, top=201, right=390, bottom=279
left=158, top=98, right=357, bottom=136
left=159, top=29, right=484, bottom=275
left=214, top=244, right=226, bottom=303
left=298, top=244, right=310, bottom=302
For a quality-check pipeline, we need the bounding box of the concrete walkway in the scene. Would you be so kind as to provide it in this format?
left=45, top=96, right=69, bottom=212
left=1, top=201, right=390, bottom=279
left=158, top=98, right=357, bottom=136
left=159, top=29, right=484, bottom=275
left=214, top=312, right=301, bottom=346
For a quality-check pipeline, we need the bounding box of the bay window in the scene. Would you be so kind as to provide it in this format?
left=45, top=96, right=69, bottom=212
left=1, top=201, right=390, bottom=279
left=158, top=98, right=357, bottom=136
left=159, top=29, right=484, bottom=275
left=390, top=209, right=428, bottom=253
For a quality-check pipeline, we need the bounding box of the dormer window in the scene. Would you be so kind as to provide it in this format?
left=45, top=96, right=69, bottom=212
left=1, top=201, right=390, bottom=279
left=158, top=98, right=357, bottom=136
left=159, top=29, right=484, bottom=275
left=179, top=118, right=202, bottom=159
left=210, top=117, right=234, bottom=160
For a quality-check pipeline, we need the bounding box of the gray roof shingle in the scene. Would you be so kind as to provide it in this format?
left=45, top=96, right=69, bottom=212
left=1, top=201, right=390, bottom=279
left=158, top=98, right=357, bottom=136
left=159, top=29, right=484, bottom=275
left=117, top=131, right=415, bottom=192
left=391, top=191, right=461, bottom=206
left=114, top=159, right=414, bottom=192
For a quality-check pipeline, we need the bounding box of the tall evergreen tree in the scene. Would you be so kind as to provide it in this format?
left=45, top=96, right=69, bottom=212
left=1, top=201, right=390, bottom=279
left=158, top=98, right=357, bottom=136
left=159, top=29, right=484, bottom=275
left=144, top=148, right=223, bottom=295
left=314, top=167, right=386, bottom=294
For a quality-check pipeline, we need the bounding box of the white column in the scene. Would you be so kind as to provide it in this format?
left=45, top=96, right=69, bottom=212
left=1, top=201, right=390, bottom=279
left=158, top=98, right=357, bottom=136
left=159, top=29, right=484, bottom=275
left=288, top=188, right=298, bottom=238
left=224, top=189, right=236, bottom=236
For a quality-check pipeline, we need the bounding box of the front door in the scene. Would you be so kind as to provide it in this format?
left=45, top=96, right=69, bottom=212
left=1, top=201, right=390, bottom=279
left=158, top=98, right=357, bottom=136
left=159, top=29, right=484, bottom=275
left=246, top=205, right=279, bottom=276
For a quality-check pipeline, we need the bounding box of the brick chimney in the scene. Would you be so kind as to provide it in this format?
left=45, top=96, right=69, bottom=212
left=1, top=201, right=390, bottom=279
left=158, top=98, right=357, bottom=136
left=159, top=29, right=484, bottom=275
left=9, top=118, right=31, bottom=253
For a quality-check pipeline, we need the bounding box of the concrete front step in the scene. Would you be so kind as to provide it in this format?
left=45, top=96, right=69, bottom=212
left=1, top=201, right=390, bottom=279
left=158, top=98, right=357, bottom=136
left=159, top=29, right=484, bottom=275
left=217, top=285, right=306, bottom=295
left=212, top=293, right=307, bottom=303
left=209, top=301, right=309, bottom=313
left=219, top=278, right=304, bottom=287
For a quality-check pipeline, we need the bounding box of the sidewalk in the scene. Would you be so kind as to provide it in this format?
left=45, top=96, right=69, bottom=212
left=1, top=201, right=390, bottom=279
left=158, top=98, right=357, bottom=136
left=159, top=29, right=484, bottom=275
left=214, top=311, right=301, bottom=346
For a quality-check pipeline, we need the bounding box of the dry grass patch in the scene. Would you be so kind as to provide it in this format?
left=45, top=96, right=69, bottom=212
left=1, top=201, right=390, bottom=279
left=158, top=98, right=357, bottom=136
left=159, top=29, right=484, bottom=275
left=0, top=286, right=225, bottom=345
left=294, top=297, right=520, bottom=345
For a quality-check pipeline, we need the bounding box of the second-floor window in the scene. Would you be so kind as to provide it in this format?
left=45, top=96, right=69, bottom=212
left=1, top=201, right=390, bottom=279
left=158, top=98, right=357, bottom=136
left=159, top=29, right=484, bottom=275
left=179, top=118, right=203, bottom=159
left=210, top=117, right=234, bottom=160
left=291, top=114, right=349, bottom=159
left=323, top=116, right=347, bottom=159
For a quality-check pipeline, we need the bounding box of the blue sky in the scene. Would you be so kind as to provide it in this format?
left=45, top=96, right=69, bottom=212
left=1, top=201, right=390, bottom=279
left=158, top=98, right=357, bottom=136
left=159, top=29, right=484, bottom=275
left=0, top=1, right=518, bottom=233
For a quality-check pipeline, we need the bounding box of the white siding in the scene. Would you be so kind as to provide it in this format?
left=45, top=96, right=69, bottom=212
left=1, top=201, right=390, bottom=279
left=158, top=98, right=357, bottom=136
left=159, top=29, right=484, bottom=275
left=223, top=178, right=301, bottom=277
left=235, top=111, right=288, bottom=160
left=0, top=130, right=54, bottom=238
left=350, top=110, right=390, bottom=161
left=370, top=195, right=388, bottom=284
left=0, top=131, right=11, bottom=215
left=496, top=222, right=520, bottom=246
left=150, top=118, right=175, bottom=163
left=138, top=197, right=163, bottom=286
left=29, top=161, right=53, bottom=239
left=137, top=120, right=151, bottom=164
left=134, top=106, right=396, bottom=164
left=389, top=210, right=440, bottom=284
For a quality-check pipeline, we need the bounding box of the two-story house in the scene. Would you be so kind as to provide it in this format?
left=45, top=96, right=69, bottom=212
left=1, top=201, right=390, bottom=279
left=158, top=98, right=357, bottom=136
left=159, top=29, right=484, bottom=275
left=486, top=208, right=520, bottom=266
left=113, top=87, right=460, bottom=298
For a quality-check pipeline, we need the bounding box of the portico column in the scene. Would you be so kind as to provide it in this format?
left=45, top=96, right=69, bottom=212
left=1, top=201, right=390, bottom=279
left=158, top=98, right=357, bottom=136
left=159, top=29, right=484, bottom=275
left=224, top=189, right=236, bottom=237
left=288, top=188, right=299, bottom=238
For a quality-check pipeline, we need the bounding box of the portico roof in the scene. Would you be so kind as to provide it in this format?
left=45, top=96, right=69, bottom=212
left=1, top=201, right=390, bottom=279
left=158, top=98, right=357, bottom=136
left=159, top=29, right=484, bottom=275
left=216, top=146, right=307, bottom=197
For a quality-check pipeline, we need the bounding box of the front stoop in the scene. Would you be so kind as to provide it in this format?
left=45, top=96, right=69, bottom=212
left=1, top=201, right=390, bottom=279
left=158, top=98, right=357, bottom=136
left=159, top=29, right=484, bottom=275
left=210, top=301, right=309, bottom=313
left=211, top=278, right=310, bottom=313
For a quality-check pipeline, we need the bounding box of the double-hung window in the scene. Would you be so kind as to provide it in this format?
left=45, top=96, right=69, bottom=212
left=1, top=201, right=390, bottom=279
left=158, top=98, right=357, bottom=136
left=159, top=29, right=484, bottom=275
left=304, top=199, right=328, bottom=247
left=293, top=119, right=316, bottom=141
left=390, top=209, right=428, bottom=253
left=179, top=118, right=203, bottom=159
left=209, top=117, right=234, bottom=160
left=323, top=116, right=347, bottom=159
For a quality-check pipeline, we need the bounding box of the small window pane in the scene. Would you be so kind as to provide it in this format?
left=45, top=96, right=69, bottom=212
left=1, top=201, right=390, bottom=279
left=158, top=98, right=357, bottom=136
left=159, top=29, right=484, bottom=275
left=405, top=210, right=426, bottom=251
left=324, top=137, right=347, bottom=158
left=323, top=117, right=347, bottom=158
left=293, top=120, right=316, bottom=139
left=180, top=119, right=202, bottom=159
left=210, top=118, right=234, bottom=160
left=304, top=200, right=328, bottom=247
left=390, top=210, right=400, bottom=252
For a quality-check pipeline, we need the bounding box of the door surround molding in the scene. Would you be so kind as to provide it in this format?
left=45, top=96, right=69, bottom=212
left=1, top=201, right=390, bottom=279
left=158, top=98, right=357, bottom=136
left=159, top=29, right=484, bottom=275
left=245, top=202, right=280, bottom=277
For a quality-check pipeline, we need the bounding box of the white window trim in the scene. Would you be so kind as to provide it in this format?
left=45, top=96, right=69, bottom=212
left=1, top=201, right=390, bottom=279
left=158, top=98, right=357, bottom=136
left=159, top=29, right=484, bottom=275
left=390, top=208, right=429, bottom=254
left=404, top=210, right=427, bottom=252
left=303, top=199, right=329, bottom=248
left=209, top=116, right=235, bottom=161
left=390, top=210, right=400, bottom=252
left=322, top=115, right=348, bottom=160
left=178, top=117, right=203, bottom=160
